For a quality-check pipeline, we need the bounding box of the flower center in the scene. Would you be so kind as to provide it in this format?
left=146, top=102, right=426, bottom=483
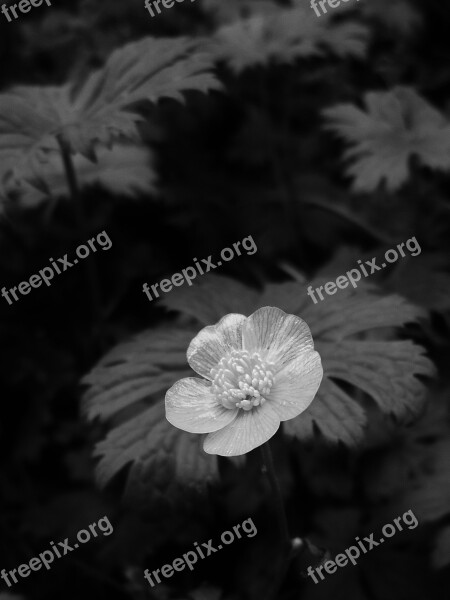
left=210, top=350, right=275, bottom=411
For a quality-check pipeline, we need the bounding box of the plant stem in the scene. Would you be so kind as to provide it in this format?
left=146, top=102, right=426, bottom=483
left=260, top=441, right=292, bottom=600
left=301, top=197, right=397, bottom=244
left=57, top=135, right=101, bottom=326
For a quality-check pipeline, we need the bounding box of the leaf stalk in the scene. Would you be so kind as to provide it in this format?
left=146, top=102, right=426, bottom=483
left=57, top=135, right=101, bottom=326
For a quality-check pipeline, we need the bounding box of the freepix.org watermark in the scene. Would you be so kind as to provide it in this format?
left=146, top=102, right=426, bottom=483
left=142, top=235, right=257, bottom=302
left=310, top=0, right=360, bottom=18
left=1, top=231, right=112, bottom=306
left=145, top=0, right=196, bottom=18
left=1, top=516, right=113, bottom=588
left=1, top=0, right=52, bottom=23
left=307, top=236, right=421, bottom=304
left=144, top=517, right=257, bottom=588
left=306, top=509, right=418, bottom=584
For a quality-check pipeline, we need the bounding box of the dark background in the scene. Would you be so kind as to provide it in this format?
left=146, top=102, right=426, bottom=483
left=1, top=1, right=450, bottom=599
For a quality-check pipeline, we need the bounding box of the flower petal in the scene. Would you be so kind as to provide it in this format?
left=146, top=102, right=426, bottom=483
left=187, top=313, right=246, bottom=380
left=242, top=306, right=315, bottom=371
left=203, top=403, right=280, bottom=456
left=165, top=377, right=238, bottom=434
left=269, top=350, right=323, bottom=421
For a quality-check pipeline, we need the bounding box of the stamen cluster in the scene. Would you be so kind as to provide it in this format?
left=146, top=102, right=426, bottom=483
left=210, top=349, right=274, bottom=411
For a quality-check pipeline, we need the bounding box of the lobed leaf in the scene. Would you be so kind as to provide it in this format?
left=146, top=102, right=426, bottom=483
left=162, top=275, right=259, bottom=325
left=82, top=327, right=218, bottom=504
left=319, top=340, right=431, bottom=417
left=255, top=278, right=433, bottom=444
left=284, top=377, right=367, bottom=446
left=0, top=36, right=221, bottom=188
left=93, top=400, right=217, bottom=492
left=208, top=2, right=369, bottom=73
left=323, top=87, right=450, bottom=192
left=65, top=36, right=222, bottom=155
left=5, top=144, right=157, bottom=206
left=82, top=274, right=434, bottom=499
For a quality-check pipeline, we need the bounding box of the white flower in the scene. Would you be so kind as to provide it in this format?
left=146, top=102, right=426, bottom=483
left=165, top=307, right=323, bottom=456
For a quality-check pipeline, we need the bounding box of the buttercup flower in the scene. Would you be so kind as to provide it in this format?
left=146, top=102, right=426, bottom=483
left=165, top=307, right=323, bottom=456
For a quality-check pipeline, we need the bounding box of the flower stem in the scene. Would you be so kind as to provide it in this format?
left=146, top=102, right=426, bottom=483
left=260, top=441, right=292, bottom=599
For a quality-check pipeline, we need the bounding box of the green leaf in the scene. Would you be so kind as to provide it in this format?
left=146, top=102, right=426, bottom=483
left=6, top=144, right=157, bottom=206
left=82, top=327, right=218, bottom=504
left=284, top=377, right=367, bottom=446
left=258, top=278, right=433, bottom=444
left=323, top=87, right=450, bottom=192
left=202, top=0, right=276, bottom=25
left=209, top=2, right=369, bottom=73
left=317, top=340, right=431, bottom=417
left=161, top=275, right=259, bottom=325
left=65, top=36, right=221, bottom=154
left=405, top=439, right=450, bottom=524
left=361, top=392, right=449, bottom=500
left=0, top=36, right=221, bottom=184
left=381, top=405, right=450, bottom=570
left=362, top=0, right=421, bottom=35
left=83, top=327, right=194, bottom=421
left=95, top=401, right=218, bottom=492
left=385, top=254, right=450, bottom=312
left=299, top=284, right=425, bottom=340
left=82, top=274, right=434, bottom=500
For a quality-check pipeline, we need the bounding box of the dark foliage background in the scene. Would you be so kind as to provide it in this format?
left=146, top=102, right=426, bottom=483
left=1, top=1, right=450, bottom=599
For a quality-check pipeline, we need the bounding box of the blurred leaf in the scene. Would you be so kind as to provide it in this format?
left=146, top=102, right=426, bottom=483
left=0, top=36, right=221, bottom=183
left=362, top=394, right=449, bottom=501
left=323, top=87, right=450, bottom=192
left=362, top=0, right=422, bottom=35
left=405, top=439, right=450, bottom=523
left=6, top=144, right=157, bottom=206
left=385, top=253, right=450, bottom=312
left=162, top=276, right=259, bottom=325
left=189, top=585, right=223, bottom=600
left=20, top=9, right=88, bottom=53
left=432, top=525, right=450, bottom=569
left=209, top=3, right=369, bottom=73
left=368, top=396, right=450, bottom=578
left=202, top=0, right=277, bottom=25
